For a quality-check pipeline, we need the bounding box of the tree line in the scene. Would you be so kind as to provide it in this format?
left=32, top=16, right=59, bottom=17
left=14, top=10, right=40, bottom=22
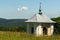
left=51, top=16, right=60, bottom=34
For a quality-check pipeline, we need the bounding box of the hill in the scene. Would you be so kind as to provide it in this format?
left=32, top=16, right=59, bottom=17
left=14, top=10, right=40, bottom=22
left=0, top=18, right=27, bottom=31
left=0, top=18, right=27, bottom=27
left=0, top=17, right=60, bottom=33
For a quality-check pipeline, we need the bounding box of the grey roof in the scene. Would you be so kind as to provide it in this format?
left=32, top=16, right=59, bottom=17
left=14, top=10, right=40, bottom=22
left=25, top=13, right=56, bottom=23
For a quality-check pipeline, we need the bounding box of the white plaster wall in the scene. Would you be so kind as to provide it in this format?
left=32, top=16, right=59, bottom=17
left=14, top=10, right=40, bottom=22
left=36, top=24, right=43, bottom=36
left=50, top=25, right=54, bottom=35
left=48, top=28, right=51, bottom=36
left=47, top=24, right=54, bottom=36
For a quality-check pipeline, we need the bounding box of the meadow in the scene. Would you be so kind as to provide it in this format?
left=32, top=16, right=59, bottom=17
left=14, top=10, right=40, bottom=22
left=0, top=31, right=60, bottom=40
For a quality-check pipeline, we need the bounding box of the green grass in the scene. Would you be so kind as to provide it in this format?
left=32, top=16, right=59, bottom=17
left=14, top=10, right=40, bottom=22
left=0, top=31, right=60, bottom=40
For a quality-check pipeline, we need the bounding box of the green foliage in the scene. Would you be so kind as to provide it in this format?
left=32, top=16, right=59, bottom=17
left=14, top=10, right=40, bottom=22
left=51, top=16, right=60, bottom=34
left=52, top=17, right=60, bottom=24
left=0, top=26, right=26, bottom=32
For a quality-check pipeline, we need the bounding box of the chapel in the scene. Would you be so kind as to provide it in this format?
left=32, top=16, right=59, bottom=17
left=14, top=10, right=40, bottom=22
left=25, top=3, right=55, bottom=36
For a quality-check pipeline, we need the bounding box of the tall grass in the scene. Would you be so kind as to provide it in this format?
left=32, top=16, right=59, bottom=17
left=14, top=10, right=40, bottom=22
left=0, top=31, right=60, bottom=40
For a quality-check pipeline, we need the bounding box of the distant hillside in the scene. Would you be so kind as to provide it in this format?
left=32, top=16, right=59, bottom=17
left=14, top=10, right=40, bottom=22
left=0, top=18, right=27, bottom=27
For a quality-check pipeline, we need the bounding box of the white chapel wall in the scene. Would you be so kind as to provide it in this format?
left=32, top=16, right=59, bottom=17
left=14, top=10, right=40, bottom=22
left=36, top=24, right=43, bottom=36
left=47, top=24, right=54, bottom=36
left=50, top=24, right=54, bottom=35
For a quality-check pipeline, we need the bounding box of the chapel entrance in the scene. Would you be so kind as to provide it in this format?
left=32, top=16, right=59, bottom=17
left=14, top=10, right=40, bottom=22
left=31, top=27, right=34, bottom=34
left=43, top=27, right=47, bottom=35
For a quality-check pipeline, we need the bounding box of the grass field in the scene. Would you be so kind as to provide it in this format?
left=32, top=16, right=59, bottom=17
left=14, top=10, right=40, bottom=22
left=0, top=31, right=60, bottom=40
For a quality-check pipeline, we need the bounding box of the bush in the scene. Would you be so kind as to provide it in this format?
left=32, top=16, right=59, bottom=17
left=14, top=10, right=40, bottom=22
left=0, top=26, right=26, bottom=32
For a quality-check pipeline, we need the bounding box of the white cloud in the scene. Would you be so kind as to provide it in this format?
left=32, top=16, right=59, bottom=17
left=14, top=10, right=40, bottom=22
left=17, top=6, right=28, bottom=11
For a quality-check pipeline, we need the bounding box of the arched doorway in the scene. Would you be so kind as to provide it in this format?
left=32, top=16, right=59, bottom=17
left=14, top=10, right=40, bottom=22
left=31, top=27, right=34, bottom=34
left=43, top=27, right=47, bottom=35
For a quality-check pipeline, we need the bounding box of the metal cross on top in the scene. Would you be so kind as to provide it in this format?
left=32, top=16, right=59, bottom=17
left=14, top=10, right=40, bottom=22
left=39, top=2, right=42, bottom=15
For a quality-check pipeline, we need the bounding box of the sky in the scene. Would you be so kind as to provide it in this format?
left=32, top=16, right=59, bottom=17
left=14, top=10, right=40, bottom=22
left=0, top=0, right=60, bottom=19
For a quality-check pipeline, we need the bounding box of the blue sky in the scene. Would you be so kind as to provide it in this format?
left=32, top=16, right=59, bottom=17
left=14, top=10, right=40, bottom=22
left=0, top=0, right=60, bottom=19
